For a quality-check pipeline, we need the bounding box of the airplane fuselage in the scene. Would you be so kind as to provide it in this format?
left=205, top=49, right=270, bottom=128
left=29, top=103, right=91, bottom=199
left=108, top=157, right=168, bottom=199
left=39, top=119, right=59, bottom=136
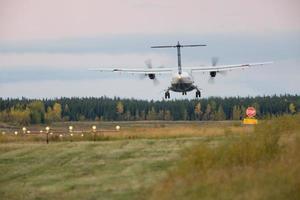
left=170, top=71, right=195, bottom=92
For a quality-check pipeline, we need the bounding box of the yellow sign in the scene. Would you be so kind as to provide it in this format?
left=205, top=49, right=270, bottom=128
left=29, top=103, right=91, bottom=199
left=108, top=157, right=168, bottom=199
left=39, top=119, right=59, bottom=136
left=243, top=118, right=258, bottom=125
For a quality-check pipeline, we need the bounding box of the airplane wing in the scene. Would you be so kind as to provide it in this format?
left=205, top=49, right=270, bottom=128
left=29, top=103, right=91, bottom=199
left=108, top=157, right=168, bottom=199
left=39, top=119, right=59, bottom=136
left=185, top=62, right=272, bottom=72
left=88, top=67, right=174, bottom=74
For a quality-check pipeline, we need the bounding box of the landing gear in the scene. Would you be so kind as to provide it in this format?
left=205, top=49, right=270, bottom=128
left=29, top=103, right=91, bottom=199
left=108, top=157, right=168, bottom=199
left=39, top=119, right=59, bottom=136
left=182, top=91, right=187, bottom=95
left=165, top=91, right=170, bottom=99
left=196, top=90, right=201, bottom=98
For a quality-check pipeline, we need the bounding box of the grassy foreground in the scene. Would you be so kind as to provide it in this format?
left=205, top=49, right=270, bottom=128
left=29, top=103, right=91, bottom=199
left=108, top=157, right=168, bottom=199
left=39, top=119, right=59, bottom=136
left=148, top=115, right=300, bottom=200
left=0, top=137, right=206, bottom=200
left=0, top=117, right=299, bottom=200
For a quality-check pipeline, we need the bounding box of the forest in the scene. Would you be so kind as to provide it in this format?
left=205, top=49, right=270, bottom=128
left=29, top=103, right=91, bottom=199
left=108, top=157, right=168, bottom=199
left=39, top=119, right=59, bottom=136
left=0, top=94, right=298, bottom=125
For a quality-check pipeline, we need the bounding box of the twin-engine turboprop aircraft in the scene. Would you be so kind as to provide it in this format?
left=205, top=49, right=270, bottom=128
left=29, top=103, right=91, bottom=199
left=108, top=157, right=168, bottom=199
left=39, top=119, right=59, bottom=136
left=90, top=41, right=272, bottom=99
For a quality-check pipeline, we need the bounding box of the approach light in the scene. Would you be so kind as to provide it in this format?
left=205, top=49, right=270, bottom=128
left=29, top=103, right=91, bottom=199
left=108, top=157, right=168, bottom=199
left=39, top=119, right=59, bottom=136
left=50, top=132, right=53, bottom=135
left=69, top=126, right=73, bottom=132
left=92, top=125, right=96, bottom=131
left=27, top=130, right=31, bottom=134
left=45, top=126, right=50, bottom=132
left=14, top=131, right=18, bottom=135
left=2, top=131, right=6, bottom=135
left=116, top=125, right=120, bottom=131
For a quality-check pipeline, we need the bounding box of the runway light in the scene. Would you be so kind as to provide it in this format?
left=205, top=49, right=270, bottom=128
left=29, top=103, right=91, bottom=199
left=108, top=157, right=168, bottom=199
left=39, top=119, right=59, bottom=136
left=50, top=132, right=53, bottom=135
left=40, top=130, right=43, bottom=133
left=27, top=130, right=31, bottom=134
left=81, top=134, right=84, bottom=137
left=45, top=126, right=50, bottom=132
left=59, top=134, right=63, bottom=138
left=2, top=131, right=5, bottom=135
left=92, top=125, right=97, bottom=142
left=14, top=131, right=18, bottom=135
left=116, top=125, right=120, bottom=131
left=70, top=133, right=73, bottom=137
left=22, top=127, right=27, bottom=134
left=69, top=126, right=73, bottom=132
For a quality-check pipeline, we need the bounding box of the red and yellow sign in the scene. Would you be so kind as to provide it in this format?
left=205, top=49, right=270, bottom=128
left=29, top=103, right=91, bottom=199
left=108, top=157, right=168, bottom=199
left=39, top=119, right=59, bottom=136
left=246, top=107, right=256, bottom=118
left=243, top=118, right=258, bottom=125
left=243, top=107, right=258, bottom=125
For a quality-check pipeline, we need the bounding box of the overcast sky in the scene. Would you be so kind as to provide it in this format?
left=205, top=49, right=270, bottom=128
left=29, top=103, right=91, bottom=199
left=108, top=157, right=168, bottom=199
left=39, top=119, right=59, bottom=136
left=0, top=0, right=299, bottom=100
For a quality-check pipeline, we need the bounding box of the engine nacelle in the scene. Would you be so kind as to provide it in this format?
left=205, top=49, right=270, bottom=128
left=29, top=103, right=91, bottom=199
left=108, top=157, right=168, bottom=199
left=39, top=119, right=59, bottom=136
left=148, top=74, right=156, bottom=80
left=210, top=71, right=216, bottom=77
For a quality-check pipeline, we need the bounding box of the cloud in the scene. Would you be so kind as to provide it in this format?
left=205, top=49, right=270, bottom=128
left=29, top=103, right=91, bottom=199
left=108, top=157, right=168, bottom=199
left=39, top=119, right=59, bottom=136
left=0, top=52, right=175, bottom=70
left=0, top=0, right=299, bottom=41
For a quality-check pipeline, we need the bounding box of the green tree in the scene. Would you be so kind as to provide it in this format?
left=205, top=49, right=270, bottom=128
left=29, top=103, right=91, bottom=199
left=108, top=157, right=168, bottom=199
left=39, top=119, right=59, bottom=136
left=252, top=102, right=261, bottom=117
left=29, top=101, right=45, bottom=124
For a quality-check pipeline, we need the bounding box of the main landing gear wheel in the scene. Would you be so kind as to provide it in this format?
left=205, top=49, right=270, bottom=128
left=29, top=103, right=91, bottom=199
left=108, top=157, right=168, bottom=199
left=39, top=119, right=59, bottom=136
left=182, top=91, right=187, bottom=95
left=196, top=90, right=201, bottom=98
left=165, top=91, right=170, bottom=99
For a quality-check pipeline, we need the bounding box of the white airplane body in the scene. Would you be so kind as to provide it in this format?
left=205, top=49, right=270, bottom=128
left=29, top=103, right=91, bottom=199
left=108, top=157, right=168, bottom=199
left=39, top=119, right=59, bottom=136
left=90, top=41, right=272, bottom=99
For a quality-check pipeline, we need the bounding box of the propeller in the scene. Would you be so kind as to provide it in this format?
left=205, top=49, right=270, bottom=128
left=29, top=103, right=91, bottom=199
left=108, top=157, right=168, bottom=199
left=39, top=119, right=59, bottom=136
left=145, top=59, right=152, bottom=69
left=140, top=59, right=160, bottom=85
left=153, top=78, right=160, bottom=86
left=139, top=59, right=153, bottom=79
left=208, top=57, right=226, bottom=84
left=208, top=76, right=215, bottom=84
left=208, top=57, right=218, bottom=84
left=212, top=57, right=218, bottom=67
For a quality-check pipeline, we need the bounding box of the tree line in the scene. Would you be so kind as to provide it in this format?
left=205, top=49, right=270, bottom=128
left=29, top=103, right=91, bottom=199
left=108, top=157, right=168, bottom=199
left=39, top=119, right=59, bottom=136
left=0, top=95, right=298, bottom=125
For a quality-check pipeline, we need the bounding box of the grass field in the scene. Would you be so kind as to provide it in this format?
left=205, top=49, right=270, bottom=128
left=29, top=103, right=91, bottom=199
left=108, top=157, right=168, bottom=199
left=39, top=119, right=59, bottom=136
left=148, top=115, right=300, bottom=200
left=0, top=117, right=299, bottom=200
left=0, top=137, right=205, bottom=200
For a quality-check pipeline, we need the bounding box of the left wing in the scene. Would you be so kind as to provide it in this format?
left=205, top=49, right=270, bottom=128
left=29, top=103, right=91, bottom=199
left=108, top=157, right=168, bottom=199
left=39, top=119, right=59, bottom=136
left=88, top=67, right=174, bottom=74
left=185, top=62, right=273, bottom=72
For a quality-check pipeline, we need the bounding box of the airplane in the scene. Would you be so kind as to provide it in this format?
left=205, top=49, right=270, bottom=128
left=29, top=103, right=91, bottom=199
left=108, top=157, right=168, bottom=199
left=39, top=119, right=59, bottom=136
left=90, top=41, right=272, bottom=99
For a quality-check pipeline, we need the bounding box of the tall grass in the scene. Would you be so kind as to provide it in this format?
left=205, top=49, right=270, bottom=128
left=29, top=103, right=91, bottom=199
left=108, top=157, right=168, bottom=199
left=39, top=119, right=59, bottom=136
left=148, top=115, right=300, bottom=200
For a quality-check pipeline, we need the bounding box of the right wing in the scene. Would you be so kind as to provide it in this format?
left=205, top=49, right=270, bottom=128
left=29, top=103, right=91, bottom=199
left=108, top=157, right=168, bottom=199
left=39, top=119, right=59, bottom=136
left=185, top=62, right=273, bottom=73
left=88, top=67, right=174, bottom=74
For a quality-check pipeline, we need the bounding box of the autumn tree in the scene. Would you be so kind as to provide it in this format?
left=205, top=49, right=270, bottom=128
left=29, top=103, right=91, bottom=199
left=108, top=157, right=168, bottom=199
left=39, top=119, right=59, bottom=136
left=147, top=107, right=157, bottom=120
left=10, top=107, right=30, bottom=125
left=116, top=101, right=124, bottom=120
left=215, top=105, right=226, bottom=121
left=194, top=102, right=202, bottom=120
left=289, top=103, right=296, bottom=114
left=45, top=103, right=62, bottom=123
left=203, top=104, right=212, bottom=120
left=232, top=105, right=242, bottom=120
